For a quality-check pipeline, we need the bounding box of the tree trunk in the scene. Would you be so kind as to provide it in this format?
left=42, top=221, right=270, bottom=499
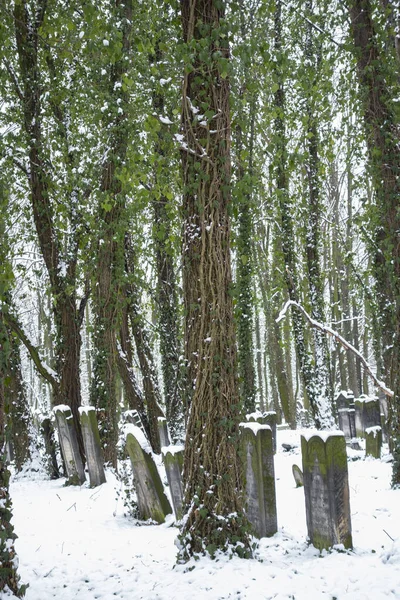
left=348, top=0, right=400, bottom=485
left=91, top=0, right=133, bottom=467
left=179, top=0, right=251, bottom=559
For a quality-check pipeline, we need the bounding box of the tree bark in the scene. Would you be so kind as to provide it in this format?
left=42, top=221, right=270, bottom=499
left=179, top=0, right=251, bottom=559
left=347, top=0, right=400, bottom=485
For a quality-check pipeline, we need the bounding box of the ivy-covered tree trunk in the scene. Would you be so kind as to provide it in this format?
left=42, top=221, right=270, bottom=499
left=303, top=0, right=334, bottom=426
left=91, top=0, right=133, bottom=467
left=0, top=302, right=25, bottom=598
left=5, top=326, right=31, bottom=472
left=151, top=41, right=184, bottom=442
left=348, top=0, right=400, bottom=485
left=179, top=0, right=251, bottom=559
left=13, top=0, right=86, bottom=462
left=124, top=235, right=164, bottom=454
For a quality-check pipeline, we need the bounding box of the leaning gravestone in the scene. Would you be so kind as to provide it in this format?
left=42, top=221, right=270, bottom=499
left=365, top=426, right=382, bottom=459
left=240, top=423, right=277, bottom=538
left=301, top=431, right=352, bottom=551
left=53, top=405, right=86, bottom=485
left=246, top=411, right=277, bottom=454
left=162, top=445, right=184, bottom=520
left=292, top=464, right=304, bottom=487
left=125, top=425, right=172, bottom=523
left=79, top=407, right=106, bottom=487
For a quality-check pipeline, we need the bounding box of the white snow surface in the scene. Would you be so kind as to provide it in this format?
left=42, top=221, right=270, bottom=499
left=239, top=422, right=272, bottom=434
left=301, top=429, right=344, bottom=442
left=8, top=429, right=400, bottom=600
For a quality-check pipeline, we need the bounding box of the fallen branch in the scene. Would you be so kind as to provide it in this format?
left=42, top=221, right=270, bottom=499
left=276, top=300, right=393, bottom=398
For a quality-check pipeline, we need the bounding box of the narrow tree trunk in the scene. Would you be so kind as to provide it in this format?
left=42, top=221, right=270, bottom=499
left=91, top=0, right=133, bottom=467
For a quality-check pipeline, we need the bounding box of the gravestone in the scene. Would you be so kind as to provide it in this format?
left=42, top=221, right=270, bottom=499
left=355, top=396, right=381, bottom=438
left=364, top=397, right=381, bottom=430
left=292, top=464, right=304, bottom=487
left=125, top=426, right=172, bottom=523
left=336, top=391, right=352, bottom=439
left=347, top=392, right=356, bottom=439
left=240, top=423, right=277, bottom=538
left=365, top=426, right=382, bottom=459
left=355, top=396, right=367, bottom=438
left=162, top=445, right=184, bottom=520
left=53, top=405, right=86, bottom=485
left=79, top=407, right=106, bottom=487
left=246, top=411, right=277, bottom=454
left=158, top=417, right=171, bottom=448
left=301, top=431, right=352, bottom=551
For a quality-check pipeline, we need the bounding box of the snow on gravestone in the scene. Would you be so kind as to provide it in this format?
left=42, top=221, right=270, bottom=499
left=125, top=425, right=172, bottom=524
left=53, top=405, right=86, bottom=485
left=365, top=426, right=382, bottom=459
left=246, top=411, right=277, bottom=454
left=162, top=445, right=184, bottom=521
left=301, top=431, right=352, bottom=551
left=79, top=407, right=106, bottom=487
left=355, top=396, right=381, bottom=439
left=239, top=422, right=277, bottom=538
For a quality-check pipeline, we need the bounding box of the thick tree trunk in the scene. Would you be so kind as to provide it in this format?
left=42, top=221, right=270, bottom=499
left=179, top=0, right=251, bottom=559
left=348, top=0, right=400, bottom=485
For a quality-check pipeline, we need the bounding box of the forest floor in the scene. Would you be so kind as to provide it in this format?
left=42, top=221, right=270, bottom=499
left=6, top=429, right=400, bottom=600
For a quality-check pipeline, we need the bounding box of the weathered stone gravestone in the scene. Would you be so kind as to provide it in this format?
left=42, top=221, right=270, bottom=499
left=158, top=417, right=171, bottom=448
left=125, top=426, right=172, bottom=523
left=240, top=423, right=277, bottom=538
left=246, top=411, right=277, bottom=454
left=79, top=407, right=106, bottom=487
left=162, top=445, right=184, bottom=520
left=364, top=397, right=381, bottom=430
left=54, top=405, right=86, bottom=485
left=336, top=391, right=352, bottom=439
left=292, top=464, right=304, bottom=488
left=355, top=396, right=381, bottom=438
left=347, top=392, right=356, bottom=440
left=365, top=426, right=382, bottom=459
left=301, top=432, right=352, bottom=551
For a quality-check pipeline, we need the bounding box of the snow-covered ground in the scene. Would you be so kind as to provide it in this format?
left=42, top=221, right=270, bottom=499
left=7, top=429, right=400, bottom=600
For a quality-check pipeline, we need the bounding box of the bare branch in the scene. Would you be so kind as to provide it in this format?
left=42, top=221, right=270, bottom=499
left=277, top=299, right=394, bottom=397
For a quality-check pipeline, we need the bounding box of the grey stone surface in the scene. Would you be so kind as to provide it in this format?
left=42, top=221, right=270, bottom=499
left=158, top=417, right=171, bottom=448
left=355, top=396, right=381, bottom=438
left=240, top=423, right=277, bottom=538
left=292, top=464, right=304, bottom=487
left=301, top=432, right=352, bottom=551
left=126, top=429, right=172, bottom=523
left=54, top=405, right=86, bottom=485
left=364, top=398, right=381, bottom=430
left=335, top=391, right=349, bottom=411
left=162, top=445, right=184, bottom=520
left=79, top=407, right=106, bottom=487
left=338, top=408, right=352, bottom=439
left=365, top=426, right=382, bottom=459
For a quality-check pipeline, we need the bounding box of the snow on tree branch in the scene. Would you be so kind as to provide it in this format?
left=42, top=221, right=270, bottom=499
left=276, top=300, right=394, bottom=398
